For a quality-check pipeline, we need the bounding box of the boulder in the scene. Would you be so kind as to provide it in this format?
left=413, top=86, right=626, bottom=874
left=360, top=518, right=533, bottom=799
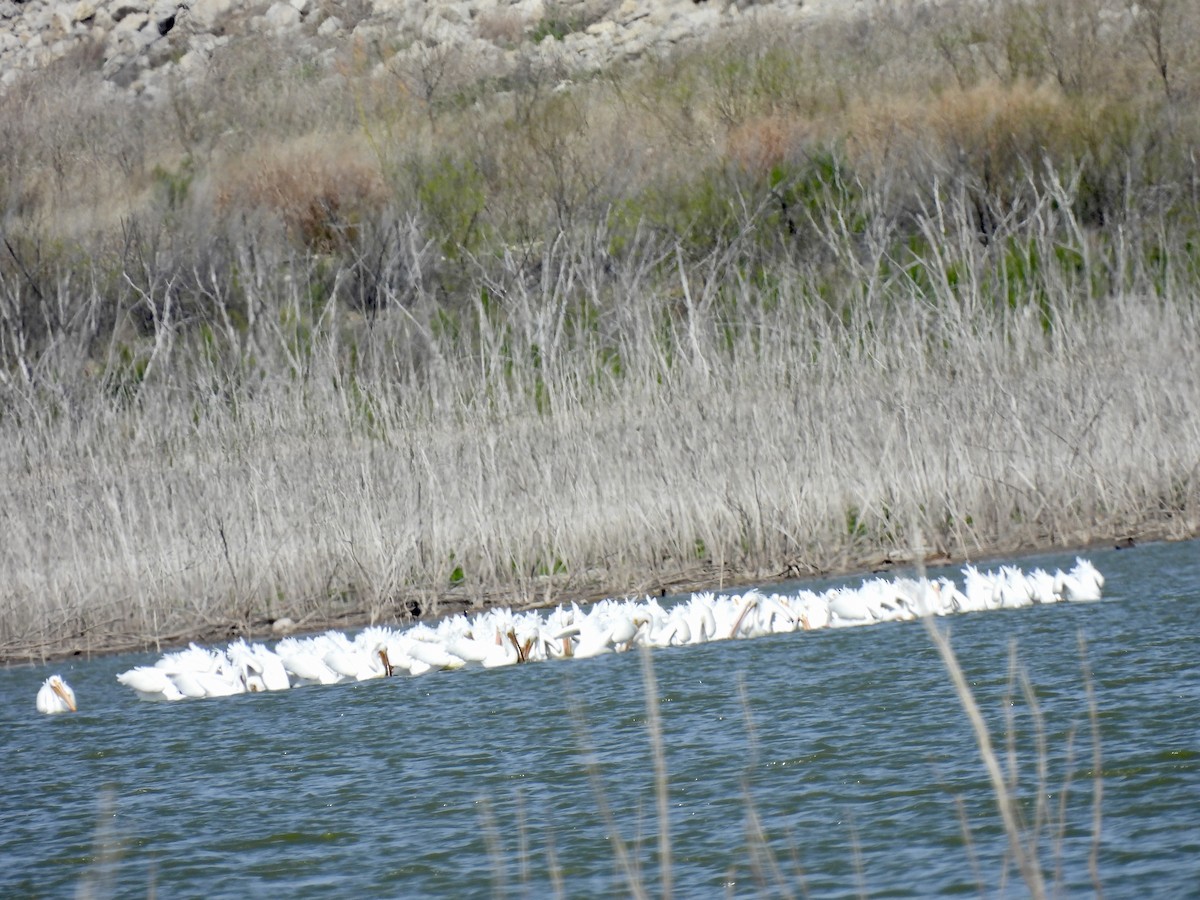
left=73, top=0, right=98, bottom=22
left=110, top=0, right=149, bottom=21
left=262, top=0, right=300, bottom=28
left=315, top=13, right=339, bottom=36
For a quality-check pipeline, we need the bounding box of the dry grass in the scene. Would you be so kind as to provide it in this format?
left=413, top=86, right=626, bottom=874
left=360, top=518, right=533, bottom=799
left=2, top=0, right=1200, bottom=659
left=926, top=624, right=1107, bottom=897
left=475, top=7, right=530, bottom=47
left=3, top=197, right=1198, bottom=659
left=214, top=136, right=390, bottom=252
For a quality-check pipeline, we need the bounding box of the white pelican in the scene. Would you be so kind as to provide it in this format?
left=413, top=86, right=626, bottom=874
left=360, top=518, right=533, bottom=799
left=559, top=619, right=612, bottom=660
left=859, top=578, right=916, bottom=622
left=664, top=608, right=692, bottom=646
left=497, top=611, right=552, bottom=663
left=154, top=643, right=245, bottom=698
left=705, top=593, right=742, bottom=639
left=316, top=631, right=392, bottom=681
left=640, top=601, right=686, bottom=648
left=960, top=565, right=999, bottom=612
left=797, top=591, right=831, bottom=630
left=406, top=635, right=465, bottom=670
left=1057, top=558, right=1104, bottom=602
left=828, top=586, right=875, bottom=627
left=379, top=634, right=424, bottom=675
left=894, top=578, right=946, bottom=618
left=445, top=632, right=500, bottom=664
left=462, top=609, right=524, bottom=666
left=931, top=578, right=967, bottom=615
left=1026, top=568, right=1061, bottom=605
left=607, top=604, right=648, bottom=649
left=552, top=600, right=642, bottom=659
left=758, top=595, right=801, bottom=634
left=276, top=637, right=343, bottom=686
left=167, top=669, right=215, bottom=700
left=37, top=674, right=77, bottom=714
left=997, top=566, right=1034, bottom=609
left=685, top=594, right=719, bottom=643
left=113, top=559, right=1106, bottom=705
left=541, top=605, right=583, bottom=657
left=726, top=592, right=765, bottom=639
left=476, top=637, right=519, bottom=669
left=117, top=666, right=186, bottom=701
left=227, top=640, right=292, bottom=691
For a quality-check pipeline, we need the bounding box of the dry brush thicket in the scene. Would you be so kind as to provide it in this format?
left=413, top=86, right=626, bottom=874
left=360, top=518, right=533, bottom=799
left=3, top=0, right=1200, bottom=660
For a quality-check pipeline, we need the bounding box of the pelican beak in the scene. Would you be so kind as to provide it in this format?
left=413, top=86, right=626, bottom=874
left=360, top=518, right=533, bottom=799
left=53, top=681, right=76, bottom=713
left=379, top=648, right=394, bottom=677
left=730, top=597, right=758, bottom=638
left=507, top=630, right=526, bottom=663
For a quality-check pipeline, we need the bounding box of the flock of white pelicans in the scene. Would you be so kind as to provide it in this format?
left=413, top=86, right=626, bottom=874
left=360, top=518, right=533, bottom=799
left=37, top=558, right=1105, bottom=712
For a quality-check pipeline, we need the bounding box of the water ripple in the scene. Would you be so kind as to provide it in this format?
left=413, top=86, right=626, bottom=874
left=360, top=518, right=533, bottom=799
left=2, top=542, right=1198, bottom=896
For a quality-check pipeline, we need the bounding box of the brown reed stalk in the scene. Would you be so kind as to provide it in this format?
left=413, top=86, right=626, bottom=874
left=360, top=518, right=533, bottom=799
left=925, top=619, right=1048, bottom=898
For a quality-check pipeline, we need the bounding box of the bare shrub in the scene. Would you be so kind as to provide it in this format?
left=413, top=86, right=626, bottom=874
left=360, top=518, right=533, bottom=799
left=4, top=0, right=1200, bottom=658
left=725, top=114, right=811, bottom=177
left=214, top=138, right=390, bottom=252
left=476, top=7, right=529, bottom=47
left=898, top=82, right=1069, bottom=177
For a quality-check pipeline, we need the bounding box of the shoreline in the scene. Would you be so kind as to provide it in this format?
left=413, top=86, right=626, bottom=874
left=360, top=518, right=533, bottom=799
left=5, top=526, right=1176, bottom=668
left=5, top=1, right=1200, bottom=669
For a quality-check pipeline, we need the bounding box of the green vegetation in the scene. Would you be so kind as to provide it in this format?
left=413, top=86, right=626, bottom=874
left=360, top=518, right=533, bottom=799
left=2, top=0, right=1200, bottom=660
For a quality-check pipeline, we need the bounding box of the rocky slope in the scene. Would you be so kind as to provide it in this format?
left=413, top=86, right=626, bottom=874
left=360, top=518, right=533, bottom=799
left=0, top=0, right=879, bottom=97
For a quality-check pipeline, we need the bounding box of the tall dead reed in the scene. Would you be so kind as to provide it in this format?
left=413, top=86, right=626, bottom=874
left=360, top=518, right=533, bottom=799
left=3, top=0, right=1200, bottom=658
left=926, top=624, right=1107, bottom=897
left=3, top=178, right=1198, bottom=658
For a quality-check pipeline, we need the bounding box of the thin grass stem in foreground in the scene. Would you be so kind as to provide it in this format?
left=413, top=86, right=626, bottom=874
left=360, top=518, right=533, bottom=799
left=925, top=618, right=1048, bottom=899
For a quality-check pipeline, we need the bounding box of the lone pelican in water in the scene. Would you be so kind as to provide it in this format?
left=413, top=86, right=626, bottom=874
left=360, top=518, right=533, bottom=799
left=37, top=674, right=77, bottom=714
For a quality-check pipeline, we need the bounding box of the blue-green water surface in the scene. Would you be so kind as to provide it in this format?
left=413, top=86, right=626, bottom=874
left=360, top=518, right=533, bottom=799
left=3, top=541, right=1198, bottom=897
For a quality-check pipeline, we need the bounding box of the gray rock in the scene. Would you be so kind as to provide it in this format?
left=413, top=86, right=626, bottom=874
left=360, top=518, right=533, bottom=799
left=315, top=13, right=339, bottom=36
left=111, top=0, right=149, bottom=21
left=185, top=0, right=231, bottom=29
left=262, top=0, right=299, bottom=28
left=71, top=0, right=98, bottom=21
left=349, top=21, right=387, bottom=44
left=48, top=7, right=73, bottom=36
left=0, top=0, right=853, bottom=99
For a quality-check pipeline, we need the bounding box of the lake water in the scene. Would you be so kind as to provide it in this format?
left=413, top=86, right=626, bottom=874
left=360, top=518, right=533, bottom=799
left=3, top=541, right=1198, bottom=897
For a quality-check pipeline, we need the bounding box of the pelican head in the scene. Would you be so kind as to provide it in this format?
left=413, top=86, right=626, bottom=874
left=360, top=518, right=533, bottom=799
left=37, top=674, right=77, bottom=714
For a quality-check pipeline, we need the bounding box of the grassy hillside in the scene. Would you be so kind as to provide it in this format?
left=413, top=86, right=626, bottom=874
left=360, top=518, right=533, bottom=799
left=3, top=0, right=1199, bottom=660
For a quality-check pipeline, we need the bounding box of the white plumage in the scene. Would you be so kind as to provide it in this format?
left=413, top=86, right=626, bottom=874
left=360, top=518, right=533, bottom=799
left=37, top=674, right=77, bottom=714
left=115, top=558, right=1107, bottom=704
